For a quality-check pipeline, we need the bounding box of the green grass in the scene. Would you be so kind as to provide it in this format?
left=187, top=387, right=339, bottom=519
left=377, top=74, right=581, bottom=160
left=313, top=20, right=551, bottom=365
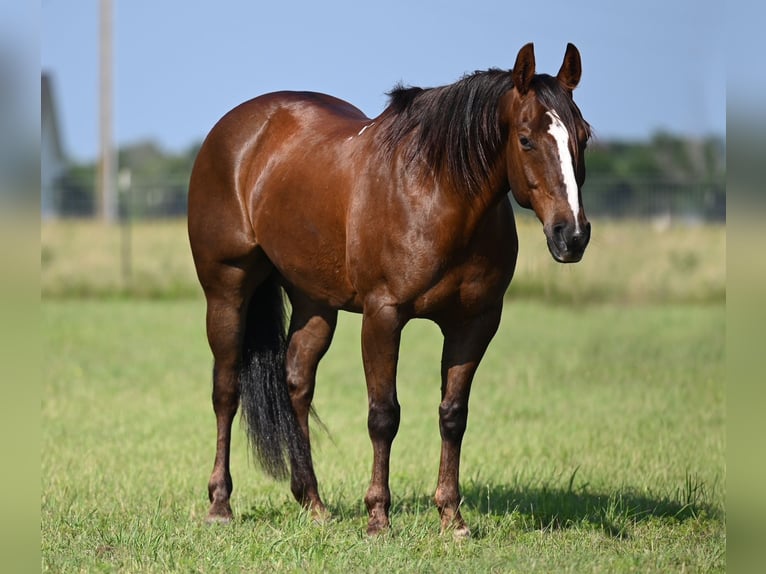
left=42, top=300, right=725, bottom=572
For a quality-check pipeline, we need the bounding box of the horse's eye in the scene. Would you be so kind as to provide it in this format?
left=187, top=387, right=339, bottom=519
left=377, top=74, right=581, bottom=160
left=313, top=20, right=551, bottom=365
left=519, top=136, right=533, bottom=150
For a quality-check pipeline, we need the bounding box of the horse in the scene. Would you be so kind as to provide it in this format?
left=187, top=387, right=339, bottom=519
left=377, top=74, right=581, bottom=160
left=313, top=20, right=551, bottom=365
left=188, top=42, right=591, bottom=537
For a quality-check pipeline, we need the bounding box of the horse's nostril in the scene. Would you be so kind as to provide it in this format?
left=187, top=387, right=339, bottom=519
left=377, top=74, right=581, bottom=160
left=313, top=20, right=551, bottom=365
left=552, top=223, right=566, bottom=243
left=575, top=222, right=591, bottom=245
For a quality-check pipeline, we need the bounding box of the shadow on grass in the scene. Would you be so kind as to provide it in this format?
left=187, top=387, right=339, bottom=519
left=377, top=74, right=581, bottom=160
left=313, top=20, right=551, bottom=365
left=238, top=472, right=722, bottom=539
left=456, top=476, right=721, bottom=539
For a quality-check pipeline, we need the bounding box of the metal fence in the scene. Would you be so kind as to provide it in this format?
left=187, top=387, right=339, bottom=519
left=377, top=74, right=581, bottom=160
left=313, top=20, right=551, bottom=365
left=44, top=175, right=188, bottom=219
left=582, top=179, right=725, bottom=222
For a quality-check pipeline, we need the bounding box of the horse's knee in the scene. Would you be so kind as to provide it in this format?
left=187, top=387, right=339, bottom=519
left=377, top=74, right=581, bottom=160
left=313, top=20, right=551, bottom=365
left=367, top=400, right=400, bottom=442
left=438, top=400, right=468, bottom=442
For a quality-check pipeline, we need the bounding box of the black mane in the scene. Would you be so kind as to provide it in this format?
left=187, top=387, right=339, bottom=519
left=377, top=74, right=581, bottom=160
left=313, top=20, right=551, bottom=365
left=378, top=69, right=590, bottom=195
left=379, top=69, right=514, bottom=195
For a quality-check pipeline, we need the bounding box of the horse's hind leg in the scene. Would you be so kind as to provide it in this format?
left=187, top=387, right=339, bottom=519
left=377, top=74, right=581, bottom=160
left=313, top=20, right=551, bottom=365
left=200, top=264, right=257, bottom=523
left=435, top=303, right=503, bottom=538
left=285, top=292, right=337, bottom=520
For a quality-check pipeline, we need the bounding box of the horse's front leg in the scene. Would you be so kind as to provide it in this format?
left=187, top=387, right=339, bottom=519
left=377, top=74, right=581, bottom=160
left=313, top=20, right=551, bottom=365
left=361, top=300, right=405, bottom=535
left=435, top=304, right=503, bottom=538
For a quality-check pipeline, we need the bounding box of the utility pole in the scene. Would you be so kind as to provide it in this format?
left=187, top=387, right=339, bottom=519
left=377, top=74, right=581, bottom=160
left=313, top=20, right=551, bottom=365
left=98, top=0, right=116, bottom=222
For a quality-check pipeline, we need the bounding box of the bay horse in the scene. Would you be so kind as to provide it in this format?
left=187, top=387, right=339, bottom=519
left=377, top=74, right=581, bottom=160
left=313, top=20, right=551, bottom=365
left=188, top=42, right=591, bottom=537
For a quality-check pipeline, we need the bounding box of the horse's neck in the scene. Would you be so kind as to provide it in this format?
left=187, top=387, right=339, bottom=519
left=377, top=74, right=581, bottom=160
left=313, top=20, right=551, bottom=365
left=455, top=156, right=510, bottom=221
left=425, top=157, right=511, bottom=244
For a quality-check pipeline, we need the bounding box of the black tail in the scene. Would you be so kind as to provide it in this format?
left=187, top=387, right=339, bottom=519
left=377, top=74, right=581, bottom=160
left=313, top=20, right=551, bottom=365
left=239, top=275, right=310, bottom=480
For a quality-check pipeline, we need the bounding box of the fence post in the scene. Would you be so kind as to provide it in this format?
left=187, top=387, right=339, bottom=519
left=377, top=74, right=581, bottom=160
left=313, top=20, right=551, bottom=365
left=119, top=168, right=132, bottom=291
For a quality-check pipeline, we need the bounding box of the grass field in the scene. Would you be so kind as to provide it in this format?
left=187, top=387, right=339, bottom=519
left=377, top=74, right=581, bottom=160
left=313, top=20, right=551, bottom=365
left=41, top=217, right=726, bottom=304
left=41, top=297, right=725, bottom=572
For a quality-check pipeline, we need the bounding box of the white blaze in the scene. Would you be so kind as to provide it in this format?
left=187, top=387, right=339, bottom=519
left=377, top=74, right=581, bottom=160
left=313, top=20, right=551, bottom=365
left=546, top=110, right=580, bottom=233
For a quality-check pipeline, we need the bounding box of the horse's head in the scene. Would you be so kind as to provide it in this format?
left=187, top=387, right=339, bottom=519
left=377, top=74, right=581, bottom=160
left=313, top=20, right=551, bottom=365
left=502, top=43, right=591, bottom=263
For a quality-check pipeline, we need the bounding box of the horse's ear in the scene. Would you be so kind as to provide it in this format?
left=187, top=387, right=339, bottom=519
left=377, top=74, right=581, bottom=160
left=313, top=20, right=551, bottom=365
left=512, top=43, right=536, bottom=95
left=557, top=43, right=582, bottom=91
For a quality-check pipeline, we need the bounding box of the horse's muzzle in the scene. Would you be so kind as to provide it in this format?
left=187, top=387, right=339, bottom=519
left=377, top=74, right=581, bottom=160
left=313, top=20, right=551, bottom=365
left=546, top=220, right=590, bottom=263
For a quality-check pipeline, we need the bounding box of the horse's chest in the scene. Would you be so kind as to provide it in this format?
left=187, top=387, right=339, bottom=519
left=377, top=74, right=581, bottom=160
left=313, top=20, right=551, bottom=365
left=347, top=194, right=518, bottom=316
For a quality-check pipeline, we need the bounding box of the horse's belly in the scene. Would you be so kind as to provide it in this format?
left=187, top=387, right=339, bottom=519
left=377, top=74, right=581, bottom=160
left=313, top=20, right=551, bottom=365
left=277, top=251, right=357, bottom=309
left=254, top=204, right=357, bottom=308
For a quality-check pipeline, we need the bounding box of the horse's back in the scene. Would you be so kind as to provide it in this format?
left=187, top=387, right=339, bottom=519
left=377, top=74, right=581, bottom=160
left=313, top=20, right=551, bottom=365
left=206, top=91, right=368, bottom=150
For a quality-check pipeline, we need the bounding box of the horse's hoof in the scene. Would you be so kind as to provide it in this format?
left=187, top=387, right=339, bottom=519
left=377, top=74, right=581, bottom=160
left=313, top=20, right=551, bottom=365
left=452, top=524, right=471, bottom=540
left=366, top=520, right=391, bottom=536
left=440, top=520, right=471, bottom=540
left=205, top=502, right=233, bottom=525
left=307, top=505, right=332, bottom=525
left=205, top=513, right=232, bottom=525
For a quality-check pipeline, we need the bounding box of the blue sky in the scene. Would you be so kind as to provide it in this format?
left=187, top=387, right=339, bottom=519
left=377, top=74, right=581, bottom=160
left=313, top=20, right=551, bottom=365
left=41, top=0, right=726, bottom=162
